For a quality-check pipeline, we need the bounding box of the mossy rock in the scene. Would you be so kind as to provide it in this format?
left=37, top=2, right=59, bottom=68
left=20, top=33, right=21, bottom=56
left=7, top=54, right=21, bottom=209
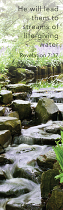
left=35, top=97, right=58, bottom=123
left=41, top=169, right=59, bottom=198
left=8, top=111, right=19, bottom=119
left=46, top=185, right=63, bottom=210
left=0, top=130, right=12, bottom=149
left=0, top=116, right=21, bottom=135
left=0, top=107, right=5, bottom=116
left=0, top=90, right=13, bottom=105
left=6, top=83, right=32, bottom=93
left=53, top=161, right=61, bottom=171
left=12, top=100, right=31, bottom=121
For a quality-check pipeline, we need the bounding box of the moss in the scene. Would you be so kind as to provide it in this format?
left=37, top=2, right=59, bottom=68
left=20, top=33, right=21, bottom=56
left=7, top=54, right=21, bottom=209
left=41, top=169, right=59, bottom=198
left=46, top=186, right=63, bottom=210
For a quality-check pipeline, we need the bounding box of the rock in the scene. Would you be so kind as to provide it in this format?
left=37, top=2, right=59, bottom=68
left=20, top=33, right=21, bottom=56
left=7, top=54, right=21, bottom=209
left=46, top=185, right=63, bottom=210
left=53, top=161, right=61, bottom=171
left=21, top=123, right=61, bottom=145
left=35, top=97, right=58, bottom=123
left=0, top=107, right=5, bottom=116
left=0, top=169, right=6, bottom=180
left=0, top=130, right=12, bottom=149
left=0, top=178, right=37, bottom=197
left=37, top=150, right=56, bottom=169
left=6, top=184, right=41, bottom=210
left=0, top=90, right=13, bottom=104
left=13, top=92, right=27, bottom=100
left=13, top=164, right=42, bottom=183
left=7, top=66, right=34, bottom=83
left=12, top=100, right=31, bottom=121
left=6, top=83, right=32, bottom=93
left=41, top=169, right=59, bottom=198
left=0, top=116, right=21, bottom=135
left=8, top=111, right=19, bottom=119
left=44, top=121, right=63, bottom=134
left=7, top=66, right=25, bottom=83
left=16, top=68, right=34, bottom=79
left=0, top=155, right=13, bottom=165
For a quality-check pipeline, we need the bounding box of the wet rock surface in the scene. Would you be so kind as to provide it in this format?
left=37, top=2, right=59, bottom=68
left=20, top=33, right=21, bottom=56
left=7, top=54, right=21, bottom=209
left=6, top=83, right=32, bottom=93
left=12, top=99, right=31, bottom=121
left=35, top=97, right=58, bottom=123
left=0, top=90, right=13, bottom=105
left=0, top=107, right=5, bottom=116
left=0, top=130, right=12, bottom=149
left=0, top=116, right=21, bottom=135
left=41, top=169, right=59, bottom=198
left=46, top=185, right=63, bottom=210
left=20, top=122, right=61, bottom=145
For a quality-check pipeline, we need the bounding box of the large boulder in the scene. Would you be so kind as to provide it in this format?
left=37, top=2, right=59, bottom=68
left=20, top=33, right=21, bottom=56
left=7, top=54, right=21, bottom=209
left=0, top=130, right=12, bottom=150
left=6, top=83, right=32, bottom=93
left=35, top=97, right=58, bottom=123
left=0, top=116, right=21, bottom=135
left=12, top=100, right=31, bottom=121
left=41, top=169, right=59, bottom=198
left=46, top=186, right=63, bottom=210
left=0, top=90, right=13, bottom=104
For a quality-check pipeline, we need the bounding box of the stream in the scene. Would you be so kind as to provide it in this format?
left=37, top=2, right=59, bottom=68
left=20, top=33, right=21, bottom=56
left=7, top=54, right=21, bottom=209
left=0, top=86, right=63, bottom=210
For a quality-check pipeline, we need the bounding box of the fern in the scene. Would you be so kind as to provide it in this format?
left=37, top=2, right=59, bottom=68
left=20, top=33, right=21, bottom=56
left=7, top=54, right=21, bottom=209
left=53, top=131, right=63, bottom=184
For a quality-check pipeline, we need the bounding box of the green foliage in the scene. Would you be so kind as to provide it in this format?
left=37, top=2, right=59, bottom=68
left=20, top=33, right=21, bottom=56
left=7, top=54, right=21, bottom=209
left=53, top=131, right=63, bottom=184
left=0, top=44, right=63, bottom=74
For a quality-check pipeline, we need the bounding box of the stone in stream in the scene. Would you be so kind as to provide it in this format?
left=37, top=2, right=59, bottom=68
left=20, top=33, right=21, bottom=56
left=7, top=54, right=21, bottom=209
left=19, top=122, right=61, bottom=145
left=13, top=163, right=42, bottom=183
left=6, top=184, right=42, bottom=210
left=41, top=169, right=59, bottom=198
left=0, top=116, right=21, bottom=135
left=0, top=90, right=13, bottom=105
left=37, top=150, right=56, bottom=169
left=0, top=154, right=13, bottom=166
left=12, top=100, right=31, bottom=121
left=46, top=185, right=63, bottom=210
left=35, top=97, right=59, bottom=123
left=6, top=83, right=32, bottom=93
left=44, top=120, right=63, bottom=134
left=8, top=111, right=19, bottom=119
left=0, top=107, right=5, bottom=116
left=0, top=130, right=12, bottom=150
left=0, top=169, right=6, bottom=180
left=13, top=92, right=27, bottom=100
left=0, top=178, right=37, bottom=197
